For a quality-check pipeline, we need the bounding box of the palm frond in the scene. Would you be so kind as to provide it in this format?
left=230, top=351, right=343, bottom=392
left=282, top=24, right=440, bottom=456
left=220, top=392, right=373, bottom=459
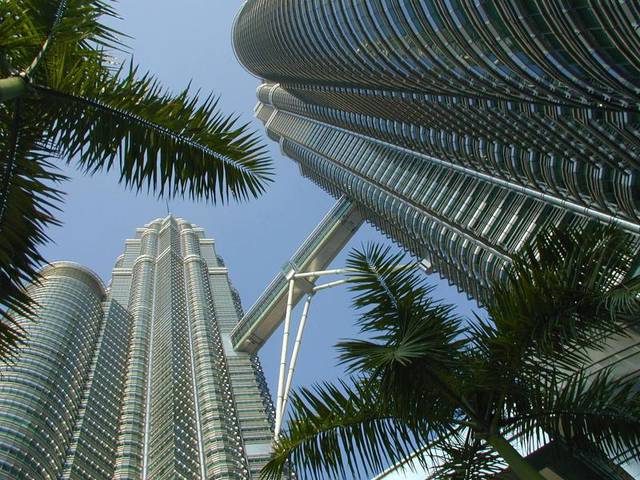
left=0, top=98, right=65, bottom=358
left=1, top=0, right=123, bottom=83
left=40, top=0, right=123, bottom=50
left=345, top=243, right=423, bottom=319
left=505, top=368, right=640, bottom=463
left=34, top=60, right=272, bottom=202
left=427, top=430, right=507, bottom=479
left=262, top=379, right=434, bottom=480
left=21, top=0, right=124, bottom=76
left=336, top=296, right=464, bottom=374
left=344, top=245, right=461, bottom=342
left=484, top=224, right=640, bottom=379
left=0, top=2, right=41, bottom=67
left=341, top=245, right=468, bottom=413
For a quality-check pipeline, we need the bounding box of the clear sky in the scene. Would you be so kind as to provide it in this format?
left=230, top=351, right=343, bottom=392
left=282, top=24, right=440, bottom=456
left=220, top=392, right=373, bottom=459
left=40, top=1, right=478, bottom=478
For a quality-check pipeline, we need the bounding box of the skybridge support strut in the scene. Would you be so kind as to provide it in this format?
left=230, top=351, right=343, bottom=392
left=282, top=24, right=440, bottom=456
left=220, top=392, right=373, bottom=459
left=273, top=268, right=356, bottom=440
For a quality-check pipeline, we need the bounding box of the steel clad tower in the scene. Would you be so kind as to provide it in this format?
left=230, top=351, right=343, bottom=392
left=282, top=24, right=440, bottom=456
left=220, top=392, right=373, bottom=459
left=0, top=216, right=276, bottom=480
left=233, top=0, right=640, bottom=301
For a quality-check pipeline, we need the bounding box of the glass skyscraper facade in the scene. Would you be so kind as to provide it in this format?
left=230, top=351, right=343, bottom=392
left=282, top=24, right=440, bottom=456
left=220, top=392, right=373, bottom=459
left=233, top=0, right=640, bottom=301
left=0, top=216, right=276, bottom=479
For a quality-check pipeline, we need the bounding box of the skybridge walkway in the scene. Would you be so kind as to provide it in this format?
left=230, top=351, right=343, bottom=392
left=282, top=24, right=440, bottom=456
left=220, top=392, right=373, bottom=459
left=231, top=196, right=363, bottom=354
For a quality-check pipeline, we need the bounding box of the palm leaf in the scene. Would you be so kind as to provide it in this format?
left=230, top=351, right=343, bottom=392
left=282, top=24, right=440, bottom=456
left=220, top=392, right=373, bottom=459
left=0, top=1, right=42, bottom=69
left=483, top=224, right=640, bottom=381
left=336, top=297, right=463, bottom=374
left=345, top=243, right=422, bottom=319
left=427, top=430, right=507, bottom=479
left=34, top=61, right=271, bottom=202
left=20, top=0, right=123, bottom=76
left=505, top=368, right=640, bottom=463
left=0, top=98, right=65, bottom=358
left=341, top=245, right=469, bottom=413
left=262, top=379, right=435, bottom=480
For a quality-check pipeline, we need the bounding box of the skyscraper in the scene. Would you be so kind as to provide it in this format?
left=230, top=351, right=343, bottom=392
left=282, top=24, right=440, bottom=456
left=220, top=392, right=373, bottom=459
left=0, top=216, right=276, bottom=479
left=233, top=1, right=640, bottom=301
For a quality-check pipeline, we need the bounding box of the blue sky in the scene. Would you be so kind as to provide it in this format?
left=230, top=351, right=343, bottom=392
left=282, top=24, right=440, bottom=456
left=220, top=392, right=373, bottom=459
left=40, top=1, right=478, bottom=478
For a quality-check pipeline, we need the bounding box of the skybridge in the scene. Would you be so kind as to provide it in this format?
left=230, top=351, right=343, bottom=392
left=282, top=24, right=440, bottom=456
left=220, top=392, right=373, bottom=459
left=231, top=196, right=364, bottom=354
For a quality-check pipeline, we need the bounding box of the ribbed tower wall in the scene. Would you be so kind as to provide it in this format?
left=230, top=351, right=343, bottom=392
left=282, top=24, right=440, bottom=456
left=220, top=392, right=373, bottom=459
left=234, top=0, right=640, bottom=301
left=0, top=263, right=112, bottom=479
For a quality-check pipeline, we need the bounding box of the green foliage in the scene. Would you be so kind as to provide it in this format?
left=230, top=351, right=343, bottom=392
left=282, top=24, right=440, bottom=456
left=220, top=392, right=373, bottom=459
left=0, top=99, right=65, bottom=357
left=483, top=224, right=639, bottom=377
left=429, top=430, right=507, bottom=479
left=509, top=368, right=640, bottom=463
left=0, top=0, right=271, bottom=355
left=264, top=225, right=640, bottom=479
left=262, top=379, right=434, bottom=480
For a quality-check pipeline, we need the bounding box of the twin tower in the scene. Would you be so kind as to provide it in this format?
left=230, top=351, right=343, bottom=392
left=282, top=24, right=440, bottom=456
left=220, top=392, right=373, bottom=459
left=0, top=217, right=275, bottom=479
left=2, top=1, right=640, bottom=479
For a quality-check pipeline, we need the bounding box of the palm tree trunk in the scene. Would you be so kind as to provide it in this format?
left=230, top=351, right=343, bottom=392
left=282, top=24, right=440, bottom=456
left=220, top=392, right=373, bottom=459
left=0, top=77, right=26, bottom=103
left=487, top=435, right=546, bottom=480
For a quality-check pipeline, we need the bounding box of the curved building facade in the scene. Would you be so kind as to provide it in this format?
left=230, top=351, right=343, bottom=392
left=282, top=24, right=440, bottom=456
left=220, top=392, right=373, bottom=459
left=0, top=217, right=280, bottom=479
left=0, top=263, right=107, bottom=479
left=234, top=0, right=640, bottom=300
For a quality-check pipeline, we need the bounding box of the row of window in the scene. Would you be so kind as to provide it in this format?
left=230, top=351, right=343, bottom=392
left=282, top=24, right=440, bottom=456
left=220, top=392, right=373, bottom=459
left=236, top=0, right=639, bottom=109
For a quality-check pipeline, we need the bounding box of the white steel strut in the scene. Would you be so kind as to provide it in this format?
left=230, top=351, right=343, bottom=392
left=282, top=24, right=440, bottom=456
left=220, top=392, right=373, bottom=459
left=273, top=268, right=357, bottom=440
left=272, top=263, right=416, bottom=440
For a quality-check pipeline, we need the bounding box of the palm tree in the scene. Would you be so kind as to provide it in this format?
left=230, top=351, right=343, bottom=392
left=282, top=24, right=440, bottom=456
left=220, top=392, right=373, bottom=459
left=0, top=0, right=271, bottom=357
left=262, top=225, right=640, bottom=479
